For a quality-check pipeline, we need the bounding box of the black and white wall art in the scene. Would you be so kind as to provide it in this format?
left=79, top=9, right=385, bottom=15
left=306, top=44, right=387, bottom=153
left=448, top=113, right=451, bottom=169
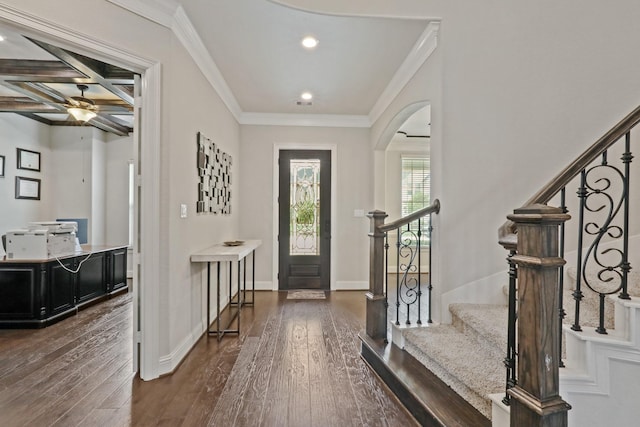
left=196, top=132, right=232, bottom=214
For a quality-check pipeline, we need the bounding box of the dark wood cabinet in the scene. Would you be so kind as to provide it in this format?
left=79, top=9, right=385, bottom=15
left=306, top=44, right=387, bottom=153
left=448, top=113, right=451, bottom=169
left=77, top=252, right=106, bottom=305
left=50, top=258, right=75, bottom=316
left=0, top=245, right=127, bottom=328
left=108, top=248, right=127, bottom=293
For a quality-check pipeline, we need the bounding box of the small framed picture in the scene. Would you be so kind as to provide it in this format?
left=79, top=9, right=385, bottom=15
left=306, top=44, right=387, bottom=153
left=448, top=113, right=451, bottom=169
left=0, top=155, right=4, bottom=177
left=17, top=148, right=41, bottom=172
left=15, top=176, right=41, bottom=200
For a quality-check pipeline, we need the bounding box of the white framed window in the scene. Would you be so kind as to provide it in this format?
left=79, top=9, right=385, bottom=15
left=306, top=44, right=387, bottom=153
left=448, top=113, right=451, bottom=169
left=401, top=155, right=430, bottom=245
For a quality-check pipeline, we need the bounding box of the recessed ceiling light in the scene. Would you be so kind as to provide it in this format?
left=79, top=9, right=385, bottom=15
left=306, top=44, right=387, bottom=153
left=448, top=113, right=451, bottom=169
left=301, top=92, right=313, bottom=101
left=0, top=35, right=5, bottom=42
left=302, top=36, right=318, bottom=49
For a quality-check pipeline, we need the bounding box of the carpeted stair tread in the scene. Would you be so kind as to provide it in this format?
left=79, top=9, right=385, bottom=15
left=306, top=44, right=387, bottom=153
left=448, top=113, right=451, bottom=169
left=449, top=303, right=508, bottom=357
left=403, top=324, right=504, bottom=419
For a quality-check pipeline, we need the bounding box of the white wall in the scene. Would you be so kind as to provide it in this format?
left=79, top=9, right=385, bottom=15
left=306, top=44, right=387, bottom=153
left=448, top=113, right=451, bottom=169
left=91, top=129, right=107, bottom=245
left=239, top=125, right=372, bottom=290
left=0, top=114, right=52, bottom=255
left=49, top=127, right=93, bottom=241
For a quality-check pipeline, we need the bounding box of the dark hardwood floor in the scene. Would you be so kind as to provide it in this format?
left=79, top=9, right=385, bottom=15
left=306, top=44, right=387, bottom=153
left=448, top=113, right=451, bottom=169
left=0, top=290, right=417, bottom=426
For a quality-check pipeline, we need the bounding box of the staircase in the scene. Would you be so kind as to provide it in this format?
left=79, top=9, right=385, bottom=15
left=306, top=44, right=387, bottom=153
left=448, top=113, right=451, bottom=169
left=362, top=106, right=640, bottom=426
left=395, top=269, right=640, bottom=426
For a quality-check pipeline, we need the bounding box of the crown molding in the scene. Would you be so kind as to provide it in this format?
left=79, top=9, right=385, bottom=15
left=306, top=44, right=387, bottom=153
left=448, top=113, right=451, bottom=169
left=106, top=1, right=440, bottom=129
left=368, top=20, right=440, bottom=126
left=107, top=0, right=243, bottom=119
left=172, top=6, right=243, bottom=118
left=106, top=0, right=178, bottom=28
left=239, top=112, right=371, bottom=128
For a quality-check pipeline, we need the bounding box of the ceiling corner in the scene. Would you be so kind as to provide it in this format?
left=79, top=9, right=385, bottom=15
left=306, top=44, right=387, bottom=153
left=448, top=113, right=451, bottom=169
left=238, top=112, right=371, bottom=128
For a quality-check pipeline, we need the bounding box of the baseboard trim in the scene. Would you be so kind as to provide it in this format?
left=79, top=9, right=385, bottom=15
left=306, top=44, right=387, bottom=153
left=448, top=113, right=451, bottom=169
left=335, top=281, right=368, bottom=290
left=158, top=321, right=203, bottom=376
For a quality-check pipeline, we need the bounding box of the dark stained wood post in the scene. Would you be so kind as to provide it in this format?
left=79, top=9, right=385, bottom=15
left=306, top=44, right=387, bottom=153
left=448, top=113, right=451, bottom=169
left=366, top=210, right=388, bottom=340
left=507, top=204, right=571, bottom=427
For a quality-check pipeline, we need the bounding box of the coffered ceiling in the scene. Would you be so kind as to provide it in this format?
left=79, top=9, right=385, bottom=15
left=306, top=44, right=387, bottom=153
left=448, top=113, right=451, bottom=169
left=0, top=26, right=135, bottom=136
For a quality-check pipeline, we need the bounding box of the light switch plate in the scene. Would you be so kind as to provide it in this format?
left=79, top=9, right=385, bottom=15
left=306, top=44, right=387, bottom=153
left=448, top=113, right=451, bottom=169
left=180, top=204, right=187, bottom=218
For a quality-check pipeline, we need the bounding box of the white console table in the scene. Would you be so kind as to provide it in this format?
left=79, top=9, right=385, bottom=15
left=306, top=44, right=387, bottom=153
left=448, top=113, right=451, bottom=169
left=191, top=240, right=261, bottom=340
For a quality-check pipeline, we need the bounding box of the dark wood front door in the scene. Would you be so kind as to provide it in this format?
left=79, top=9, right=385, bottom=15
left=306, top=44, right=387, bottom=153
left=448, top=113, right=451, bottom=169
left=278, top=150, right=331, bottom=290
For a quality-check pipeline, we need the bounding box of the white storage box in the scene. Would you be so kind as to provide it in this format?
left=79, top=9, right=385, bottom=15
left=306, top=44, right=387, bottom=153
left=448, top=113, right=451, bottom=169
left=5, top=229, right=76, bottom=260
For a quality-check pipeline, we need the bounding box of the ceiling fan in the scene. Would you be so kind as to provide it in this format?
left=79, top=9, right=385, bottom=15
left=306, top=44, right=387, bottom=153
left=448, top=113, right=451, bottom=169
left=66, top=84, right=97, bottom=122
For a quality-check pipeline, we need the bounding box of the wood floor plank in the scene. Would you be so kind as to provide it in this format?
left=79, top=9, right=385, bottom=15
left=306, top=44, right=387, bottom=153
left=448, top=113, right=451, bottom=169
left=0, top=320, right=131, bottom=424
left=0, top=291, right=419, bottom=427
left=258, top=298, right=301, bottom=427
left=208, top=337, right=260, bottom=425
left=0, top=297, right=131, bottom=380
left=0, top=316, right=130, bottom=410
left=287, top=301, right=312, bottom=426
left=328, top=293, right=417, bottom=426
left=233, top=305, right=283, bottom=426
left=50, top=360, right=135, bottom=427
left=311, top=301, right=363, bottom=426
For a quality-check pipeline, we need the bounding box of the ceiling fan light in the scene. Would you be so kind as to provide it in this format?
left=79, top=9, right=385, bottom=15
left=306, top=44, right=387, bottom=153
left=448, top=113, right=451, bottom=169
left=68, top=107, right=97, bottom=122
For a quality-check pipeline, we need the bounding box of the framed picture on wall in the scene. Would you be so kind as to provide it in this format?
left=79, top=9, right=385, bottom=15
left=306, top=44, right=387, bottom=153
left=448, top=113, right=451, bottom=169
left=15, top=176, right=41, bottom=200
left=0, top=155, right=4, bottom=177
left=17, top=148, right=41, bottom=172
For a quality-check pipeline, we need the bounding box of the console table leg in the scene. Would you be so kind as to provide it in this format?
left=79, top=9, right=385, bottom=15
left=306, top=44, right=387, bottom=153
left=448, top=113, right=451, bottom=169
left=206, top=262, right=210, bottom=333
left=217, top=261, right=221, bottom=340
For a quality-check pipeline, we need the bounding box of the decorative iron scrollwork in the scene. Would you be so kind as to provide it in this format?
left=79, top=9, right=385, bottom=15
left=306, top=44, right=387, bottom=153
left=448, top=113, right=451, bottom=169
left=581, top=161, right=627, bottom=298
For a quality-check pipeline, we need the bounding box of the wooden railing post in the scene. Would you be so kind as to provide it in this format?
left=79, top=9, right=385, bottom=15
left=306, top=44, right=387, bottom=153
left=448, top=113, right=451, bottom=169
left=366, top=210, right=388, bottom=340
left=507, top=204, right=571, bottom=427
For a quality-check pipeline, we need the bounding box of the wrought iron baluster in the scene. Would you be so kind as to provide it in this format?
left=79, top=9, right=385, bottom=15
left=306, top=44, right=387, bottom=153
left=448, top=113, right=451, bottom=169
left=404, top=223, right=411, bottom=325
left=417, top=218, right=422, bottom=325
left=559, top=188, right=567, bottom=368
left=503, top=249, right=518, bottom=406
left=384, top=232, right=390, bottom=342
left=395, top=228, right=401, bottom=326
left=427, top=213, right=433, bottom=324
left=572, top=170, right=587, bottom=332
left=620, top=131, right=632, bottom=300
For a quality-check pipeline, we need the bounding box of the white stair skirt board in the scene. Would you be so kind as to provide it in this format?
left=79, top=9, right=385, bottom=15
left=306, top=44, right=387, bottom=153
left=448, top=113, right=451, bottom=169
left=489, top=394, right=510, bottom=427
left=489, top=296, right=640, bottom=426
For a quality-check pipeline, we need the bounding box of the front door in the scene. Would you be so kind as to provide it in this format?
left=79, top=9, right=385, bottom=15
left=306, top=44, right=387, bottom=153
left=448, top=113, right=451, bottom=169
left=278, top=150, right=331, bottom=290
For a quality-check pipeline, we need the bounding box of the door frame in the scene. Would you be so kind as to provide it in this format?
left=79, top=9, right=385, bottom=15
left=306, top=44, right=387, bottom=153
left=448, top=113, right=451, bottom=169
left=0, top=7, right=162, bottom=380
left=272, top=143, right=337, bottom=291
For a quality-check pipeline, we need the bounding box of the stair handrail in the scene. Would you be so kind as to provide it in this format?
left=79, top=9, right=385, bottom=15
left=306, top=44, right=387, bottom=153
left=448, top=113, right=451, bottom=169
left=365, top=199, right=441, bottom=341
left=498, top=104, right=640, bottom=245
left=379, top=199, right=441, bottom=233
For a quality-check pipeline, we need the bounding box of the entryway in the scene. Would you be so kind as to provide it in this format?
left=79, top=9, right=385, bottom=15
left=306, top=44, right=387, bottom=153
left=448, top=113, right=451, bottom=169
left=278, top=150, right=331, bottom=290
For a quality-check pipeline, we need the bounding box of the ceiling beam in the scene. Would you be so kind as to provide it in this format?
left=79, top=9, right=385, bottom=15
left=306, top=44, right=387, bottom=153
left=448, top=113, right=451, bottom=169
left=0, top=59, right=83, bottom=78
left=28, top=38, right=135, bottom=105
left=90, top=114, right=132, bottom=136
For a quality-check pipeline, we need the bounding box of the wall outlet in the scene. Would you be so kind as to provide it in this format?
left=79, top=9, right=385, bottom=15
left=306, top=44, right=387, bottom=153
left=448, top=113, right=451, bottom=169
left=354, top=209, right=365, bottom=217
left=180, top=204, right=187, bottom=218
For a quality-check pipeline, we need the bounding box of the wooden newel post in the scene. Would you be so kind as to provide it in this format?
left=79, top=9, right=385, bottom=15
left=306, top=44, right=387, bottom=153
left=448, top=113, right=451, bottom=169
left=507, top=204, right=571, bottom=427
left=366, top=210, right=388, bottom=340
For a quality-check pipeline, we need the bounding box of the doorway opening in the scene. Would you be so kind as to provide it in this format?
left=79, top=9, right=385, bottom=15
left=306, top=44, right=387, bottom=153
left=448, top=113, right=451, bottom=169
left=0, top=9, right=162, bottom=380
